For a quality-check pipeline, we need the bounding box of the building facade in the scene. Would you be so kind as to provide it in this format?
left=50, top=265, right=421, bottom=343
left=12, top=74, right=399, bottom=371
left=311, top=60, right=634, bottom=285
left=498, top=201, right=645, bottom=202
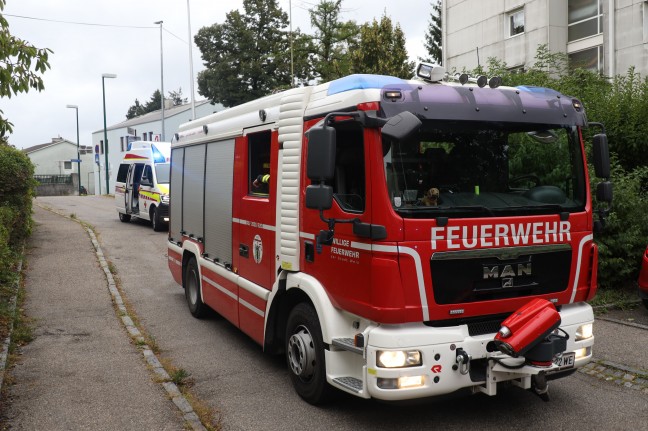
left=91, top=100, right=221, bottom=195
left=443, top=0, right=648, bottom=77
left=23, top=137, right=95, bottom=194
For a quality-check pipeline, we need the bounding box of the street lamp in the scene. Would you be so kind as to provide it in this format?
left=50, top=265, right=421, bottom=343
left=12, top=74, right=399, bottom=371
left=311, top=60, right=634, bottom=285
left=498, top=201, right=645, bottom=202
left=186, top=0, right=196, bottom=120
left=102, top=73, right=117, bottom=194
left=154, top=20, right=165, bottom=141
left=65, top=104, right=81, bottom=194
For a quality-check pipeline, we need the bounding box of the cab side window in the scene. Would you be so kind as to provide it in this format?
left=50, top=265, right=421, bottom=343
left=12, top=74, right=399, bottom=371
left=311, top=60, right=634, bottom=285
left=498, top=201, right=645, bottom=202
left=116, top=164, right=129, bottom=183
left=331, top=123, right=365, bottom=213
left=141, top=165, right=153, bottom=186
left=248, top=131, right=271, bottom=196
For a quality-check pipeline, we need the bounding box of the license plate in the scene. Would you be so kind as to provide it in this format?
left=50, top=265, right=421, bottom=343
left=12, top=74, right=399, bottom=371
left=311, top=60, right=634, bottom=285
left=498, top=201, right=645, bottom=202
left=553, top=352, right=575, bottom=369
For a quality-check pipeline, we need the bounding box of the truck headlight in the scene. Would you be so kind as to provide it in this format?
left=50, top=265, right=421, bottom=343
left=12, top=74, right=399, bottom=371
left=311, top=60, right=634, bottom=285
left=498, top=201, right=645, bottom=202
left=161, top=194, right=170, bottom=204
left=376, top=350, right=422, bottom=368
left=575, top=323, right=593, bottom=341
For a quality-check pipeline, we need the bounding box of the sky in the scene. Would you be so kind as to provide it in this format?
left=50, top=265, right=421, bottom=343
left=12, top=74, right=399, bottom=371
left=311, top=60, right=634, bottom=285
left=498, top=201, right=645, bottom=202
left=2, top=0, right=430, bottom=150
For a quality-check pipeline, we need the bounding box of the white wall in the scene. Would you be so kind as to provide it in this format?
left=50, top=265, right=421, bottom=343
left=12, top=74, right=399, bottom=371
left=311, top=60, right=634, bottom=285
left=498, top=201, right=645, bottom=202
left=91, top=102, right=219, bottom=195
left=26, top=140, right=95, bottom=194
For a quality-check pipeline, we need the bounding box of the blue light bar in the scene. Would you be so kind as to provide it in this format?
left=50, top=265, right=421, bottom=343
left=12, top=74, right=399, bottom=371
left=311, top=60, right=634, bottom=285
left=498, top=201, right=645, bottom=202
left=327, top=74, right=405, bottom=96
left=151, top=144, right=166, bottom=163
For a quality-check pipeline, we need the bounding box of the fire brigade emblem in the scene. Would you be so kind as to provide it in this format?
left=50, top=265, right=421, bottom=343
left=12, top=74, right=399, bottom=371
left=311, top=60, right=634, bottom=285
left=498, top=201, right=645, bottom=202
left=253, top=234, right=263, bottom=264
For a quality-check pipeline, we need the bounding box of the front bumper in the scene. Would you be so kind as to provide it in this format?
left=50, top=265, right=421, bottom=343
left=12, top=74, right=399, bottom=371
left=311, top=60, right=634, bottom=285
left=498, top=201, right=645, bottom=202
left=326, top=302, right=594, bottom=401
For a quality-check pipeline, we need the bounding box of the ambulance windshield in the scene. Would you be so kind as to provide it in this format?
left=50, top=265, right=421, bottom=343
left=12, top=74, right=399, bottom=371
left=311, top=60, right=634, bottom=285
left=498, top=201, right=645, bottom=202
left=155, top=163, right=170, bottom=184
left=383, top=122, right=586, bottom=218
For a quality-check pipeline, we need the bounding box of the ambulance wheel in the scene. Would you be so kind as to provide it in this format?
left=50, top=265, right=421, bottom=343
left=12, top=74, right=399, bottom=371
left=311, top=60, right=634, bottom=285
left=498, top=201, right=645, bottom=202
left=151, top=207, right=165, bottom=232
left=285, top=303, right=333, bottom=405
left=119, top=212, right=131, bottom=223
left=184, top=258, right=207, bottom=318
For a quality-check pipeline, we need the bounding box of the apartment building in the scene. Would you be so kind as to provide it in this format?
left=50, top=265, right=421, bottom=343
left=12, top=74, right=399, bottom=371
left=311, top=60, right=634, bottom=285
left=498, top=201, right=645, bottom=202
left=443, top=0, right=648, bottom=76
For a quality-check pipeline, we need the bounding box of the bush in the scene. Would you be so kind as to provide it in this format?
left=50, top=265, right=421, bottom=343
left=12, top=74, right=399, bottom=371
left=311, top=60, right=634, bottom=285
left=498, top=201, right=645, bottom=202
left=0, top=143, right=36, bottom=246
left=596, top=162, right=648, bottom=288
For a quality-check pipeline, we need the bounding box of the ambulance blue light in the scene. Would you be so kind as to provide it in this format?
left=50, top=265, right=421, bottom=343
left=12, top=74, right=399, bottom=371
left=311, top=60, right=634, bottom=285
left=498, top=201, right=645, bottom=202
left=327, top=74, right=405, bottom=96
left=151, top=144, right=166, bottom=163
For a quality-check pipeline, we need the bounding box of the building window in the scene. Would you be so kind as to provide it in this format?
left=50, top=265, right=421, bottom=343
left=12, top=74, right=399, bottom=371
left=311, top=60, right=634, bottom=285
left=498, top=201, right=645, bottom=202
left=569, top=45, right=603, bottom=73
left=508, top=9, right=524, bottom=37
left=64, top=161, right=72, bottom=170
left=568, top=0, right=602, bottom=42
left=120, top=136, right=125, bottom=152
left=100, top=140, right=104, bottom=154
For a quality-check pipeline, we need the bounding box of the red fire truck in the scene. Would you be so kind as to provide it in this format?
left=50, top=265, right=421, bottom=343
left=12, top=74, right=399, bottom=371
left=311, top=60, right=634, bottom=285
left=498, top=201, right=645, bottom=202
left=167, top=64, right=612, bottom=404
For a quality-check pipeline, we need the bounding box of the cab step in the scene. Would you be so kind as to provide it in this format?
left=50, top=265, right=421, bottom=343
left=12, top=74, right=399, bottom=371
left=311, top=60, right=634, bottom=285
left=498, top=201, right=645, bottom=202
left=331, top=337, right=363, bottom=355
left=332, top=376, right=363, bottom=393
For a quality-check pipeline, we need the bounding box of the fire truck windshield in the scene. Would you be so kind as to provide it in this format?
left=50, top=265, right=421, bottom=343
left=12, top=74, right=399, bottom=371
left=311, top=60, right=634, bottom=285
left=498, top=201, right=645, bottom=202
left=383, top=122, right=586, bottom=218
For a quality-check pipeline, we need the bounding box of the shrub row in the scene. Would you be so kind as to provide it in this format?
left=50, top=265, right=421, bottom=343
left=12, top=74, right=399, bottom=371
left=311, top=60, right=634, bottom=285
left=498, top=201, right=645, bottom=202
left=0, top=143, right=36, bottom=284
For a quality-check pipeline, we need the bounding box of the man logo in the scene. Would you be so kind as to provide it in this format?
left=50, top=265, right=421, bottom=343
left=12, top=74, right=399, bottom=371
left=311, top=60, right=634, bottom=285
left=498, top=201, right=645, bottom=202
left=501, top=278, right=514, bottom=288
left=431, top=365, right=442, bottom=373
left=483, top=262, right=532, bottom=279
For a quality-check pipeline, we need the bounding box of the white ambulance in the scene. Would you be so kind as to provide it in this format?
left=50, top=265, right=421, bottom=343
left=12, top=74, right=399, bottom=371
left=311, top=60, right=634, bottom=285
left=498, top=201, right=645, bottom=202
left=114, top=141, right=171, bottom=231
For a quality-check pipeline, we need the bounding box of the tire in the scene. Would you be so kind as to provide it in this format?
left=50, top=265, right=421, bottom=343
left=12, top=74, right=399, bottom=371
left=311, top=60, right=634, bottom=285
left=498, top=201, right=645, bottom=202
left=184, top=257, right=207, bottom=318
left=118, top=212, right=131, bottom=223
left=151, top=206, right=164, bottom=232
left=285, top=303, right=334, bottom=404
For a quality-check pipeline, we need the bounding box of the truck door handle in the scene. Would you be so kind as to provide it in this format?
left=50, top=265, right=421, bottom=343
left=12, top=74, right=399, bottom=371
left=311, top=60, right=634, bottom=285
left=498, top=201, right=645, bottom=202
left=239, top=244, right=249, bottom=258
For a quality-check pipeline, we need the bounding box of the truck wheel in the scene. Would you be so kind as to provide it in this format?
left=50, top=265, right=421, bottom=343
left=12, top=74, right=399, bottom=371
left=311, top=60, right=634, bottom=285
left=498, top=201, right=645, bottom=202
left=285, top=303, right=333, bottom=404
left=184, top=257, right=207, bottom=318
left=119, top=212, right=131, bottom=223
left=151, top=207, right=164, bottom=232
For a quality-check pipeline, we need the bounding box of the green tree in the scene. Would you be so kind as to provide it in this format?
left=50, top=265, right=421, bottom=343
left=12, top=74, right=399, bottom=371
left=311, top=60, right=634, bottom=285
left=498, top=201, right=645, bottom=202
left=422, top=0, right=442, bottom=65
left=309, top=0, right=359, bottom=81
left=350, top=14, right=414, bottom=78
left=126, top=99, right=147, bottom=119
left=168, top=88, right=188, bottom=106
left=0, top=0, right=52, bottom=137
left=195, top=0, right=295, bottom=107
left=125, top=88, right=187, bottom=119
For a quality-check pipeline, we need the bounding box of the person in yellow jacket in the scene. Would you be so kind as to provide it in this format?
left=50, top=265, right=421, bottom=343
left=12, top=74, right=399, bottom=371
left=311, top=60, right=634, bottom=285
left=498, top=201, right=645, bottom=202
left=253, top=173, right=270, bottom=189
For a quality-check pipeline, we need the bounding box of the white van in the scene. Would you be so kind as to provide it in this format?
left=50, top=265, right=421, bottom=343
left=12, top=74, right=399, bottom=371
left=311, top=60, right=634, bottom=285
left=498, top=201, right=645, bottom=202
left=115, top=141, right=171, bottom=231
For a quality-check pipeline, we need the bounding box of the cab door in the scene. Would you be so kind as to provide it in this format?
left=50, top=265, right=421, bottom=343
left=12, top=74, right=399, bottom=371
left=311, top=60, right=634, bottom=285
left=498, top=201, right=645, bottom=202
left=232, top=129, right=277, bottom=344
left=125, top=163, right=145, bottom=214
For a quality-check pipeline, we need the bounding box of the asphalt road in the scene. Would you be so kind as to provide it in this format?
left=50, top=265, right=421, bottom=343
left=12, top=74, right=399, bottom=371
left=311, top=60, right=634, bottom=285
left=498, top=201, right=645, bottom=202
left=35, top=196, right=648, bottom=431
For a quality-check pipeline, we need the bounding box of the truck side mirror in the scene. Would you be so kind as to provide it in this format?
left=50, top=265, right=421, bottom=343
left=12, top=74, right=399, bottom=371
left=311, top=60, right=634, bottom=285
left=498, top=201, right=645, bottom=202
left=305, top=184, right=333, bottom=210
left=592, top=134, right=610, bottom=178
left=307, top=126, right=336, bottom=181
left=381, top=111, right=422, bottom=142
left=596, top=181, right=612, bottom=203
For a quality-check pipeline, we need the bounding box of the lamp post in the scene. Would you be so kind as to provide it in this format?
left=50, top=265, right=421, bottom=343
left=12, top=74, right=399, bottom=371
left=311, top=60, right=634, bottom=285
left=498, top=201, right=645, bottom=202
left=154, top=20, right=165, bottom=141
left=65, top=104, right=81, bottom=194
left=102, top=73, right=117, bottom=194
left=186, top=0, right=196, bottom=120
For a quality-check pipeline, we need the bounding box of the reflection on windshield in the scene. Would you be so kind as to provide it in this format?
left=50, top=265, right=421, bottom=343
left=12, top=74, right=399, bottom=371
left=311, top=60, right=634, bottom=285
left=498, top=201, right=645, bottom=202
left=155, top=163, right=170, bottom=184
left=383, top=123, right=585, bottom=218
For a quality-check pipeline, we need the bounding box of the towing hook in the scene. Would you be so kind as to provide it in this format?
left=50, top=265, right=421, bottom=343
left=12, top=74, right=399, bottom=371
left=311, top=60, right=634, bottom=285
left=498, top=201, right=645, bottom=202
left=455, top=348, right=471, bottom=375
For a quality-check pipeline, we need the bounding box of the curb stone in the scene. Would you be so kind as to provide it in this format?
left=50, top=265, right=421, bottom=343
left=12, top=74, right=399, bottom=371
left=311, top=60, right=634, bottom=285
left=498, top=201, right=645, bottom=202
left=38, top=205, right=209, bottom=431
left=0, top=249, right=24, bottom=396
left=579, top=360, right=648, bottom=391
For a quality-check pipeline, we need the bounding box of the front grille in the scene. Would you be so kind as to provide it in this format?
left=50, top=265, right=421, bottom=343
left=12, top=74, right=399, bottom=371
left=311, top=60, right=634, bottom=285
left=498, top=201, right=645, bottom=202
left=431, top=245, right=572, bottom=305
